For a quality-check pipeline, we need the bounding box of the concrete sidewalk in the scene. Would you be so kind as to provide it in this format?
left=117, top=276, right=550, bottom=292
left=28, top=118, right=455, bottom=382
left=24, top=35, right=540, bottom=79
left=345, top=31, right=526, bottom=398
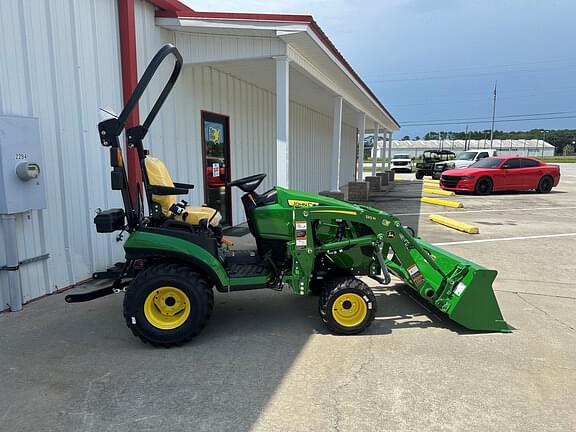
left=1, top=166, right=575, bottom=432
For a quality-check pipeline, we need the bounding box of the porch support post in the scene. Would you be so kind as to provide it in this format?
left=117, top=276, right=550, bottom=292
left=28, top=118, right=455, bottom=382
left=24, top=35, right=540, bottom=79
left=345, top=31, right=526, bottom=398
left=387, top=131, right=393, bottom=170
left=275, top=55, right=290, bottom=187
left=371, top=123, right=379, bottom=176
left=380, top=129, right=388, bottom=173
left=356, top=112, right=366, bottom=180
left=331, top=95, right=343, bottom=191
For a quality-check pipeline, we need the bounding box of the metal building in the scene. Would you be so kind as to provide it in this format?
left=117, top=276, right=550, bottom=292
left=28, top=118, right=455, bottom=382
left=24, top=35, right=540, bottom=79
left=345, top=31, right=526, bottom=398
left=0, top=0, right=399, bottom=310
left=380, top=139, right=555, bottom=159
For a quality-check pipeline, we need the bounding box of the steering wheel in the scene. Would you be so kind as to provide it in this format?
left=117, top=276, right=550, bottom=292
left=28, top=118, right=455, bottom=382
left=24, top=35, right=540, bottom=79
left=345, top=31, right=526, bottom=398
left=227, top=173, right=267, bottom=193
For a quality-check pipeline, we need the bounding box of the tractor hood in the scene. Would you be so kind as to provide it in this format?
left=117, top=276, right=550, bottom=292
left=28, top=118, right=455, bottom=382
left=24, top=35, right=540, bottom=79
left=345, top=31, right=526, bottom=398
left=275, top=186, right=357, bottom=210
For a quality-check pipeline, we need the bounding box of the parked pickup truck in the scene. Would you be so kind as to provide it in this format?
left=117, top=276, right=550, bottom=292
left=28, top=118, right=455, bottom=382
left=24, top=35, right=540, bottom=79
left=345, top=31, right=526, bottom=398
left=390, top=154, right=413, bottom=172
left=433, top=149, right=498, bottom=179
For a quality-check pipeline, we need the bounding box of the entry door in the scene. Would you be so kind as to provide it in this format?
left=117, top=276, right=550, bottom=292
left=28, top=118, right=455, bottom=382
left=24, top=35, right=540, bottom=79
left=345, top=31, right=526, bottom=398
left=202, top=112, right=231, bottom=225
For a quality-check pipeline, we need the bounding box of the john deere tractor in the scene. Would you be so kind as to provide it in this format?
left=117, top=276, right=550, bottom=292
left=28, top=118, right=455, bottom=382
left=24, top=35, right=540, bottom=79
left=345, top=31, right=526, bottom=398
left=66, top=45, right=508, bottom=346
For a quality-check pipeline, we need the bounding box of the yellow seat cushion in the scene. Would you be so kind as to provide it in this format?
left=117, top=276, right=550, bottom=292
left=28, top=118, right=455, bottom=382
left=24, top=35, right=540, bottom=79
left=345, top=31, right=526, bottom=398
left=145, top=157, right=221, bottom=226
left=182, top=206, right=222, bottom=226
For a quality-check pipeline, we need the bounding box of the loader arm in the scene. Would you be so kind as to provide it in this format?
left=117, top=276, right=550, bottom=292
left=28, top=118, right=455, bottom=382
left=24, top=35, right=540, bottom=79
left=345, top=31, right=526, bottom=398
left=285, top=205, right=509, bottom=332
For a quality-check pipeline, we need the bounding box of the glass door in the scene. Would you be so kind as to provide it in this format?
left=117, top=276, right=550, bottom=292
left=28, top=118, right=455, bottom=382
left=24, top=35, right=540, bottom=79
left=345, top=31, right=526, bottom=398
left=202, top=112, right=231, bottom=225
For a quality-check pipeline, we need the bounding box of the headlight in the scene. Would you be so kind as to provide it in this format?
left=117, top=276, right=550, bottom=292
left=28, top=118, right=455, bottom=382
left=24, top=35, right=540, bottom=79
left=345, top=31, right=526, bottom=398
left=462, top=175, right=474, bottom=180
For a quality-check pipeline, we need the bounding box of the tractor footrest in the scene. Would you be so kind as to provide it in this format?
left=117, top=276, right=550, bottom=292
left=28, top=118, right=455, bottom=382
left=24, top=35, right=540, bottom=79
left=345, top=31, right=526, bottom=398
left=226, top=262, right=270, bottom=278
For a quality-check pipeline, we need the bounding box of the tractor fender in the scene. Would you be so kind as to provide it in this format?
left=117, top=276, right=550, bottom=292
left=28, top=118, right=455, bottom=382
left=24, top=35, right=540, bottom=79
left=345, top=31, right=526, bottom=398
left=123, top=230, right=229, bottom=291
left=125, top=249, right=228, bottom=292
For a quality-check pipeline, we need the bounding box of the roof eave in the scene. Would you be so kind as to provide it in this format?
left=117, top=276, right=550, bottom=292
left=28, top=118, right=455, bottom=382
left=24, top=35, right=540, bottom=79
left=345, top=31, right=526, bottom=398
left=155, top=10, right=400, bottom=129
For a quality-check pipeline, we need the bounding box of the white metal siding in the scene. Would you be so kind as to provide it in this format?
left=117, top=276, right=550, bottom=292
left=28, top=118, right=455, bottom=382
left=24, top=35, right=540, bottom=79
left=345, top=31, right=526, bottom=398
left=339, top=125, right=358, bottom=187
left=174, top=31, right=285, bottom=65
left=135, top=1, right=350, bottom=225
left=289, top=104, right=332, bottom=193
left=0, top=0, right=124, bottom=308
left=0, top=0, right=364, bottom=310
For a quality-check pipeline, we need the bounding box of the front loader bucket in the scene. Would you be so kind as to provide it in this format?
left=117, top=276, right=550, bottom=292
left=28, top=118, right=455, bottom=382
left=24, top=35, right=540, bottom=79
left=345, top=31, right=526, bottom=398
left=387, top=238, right=509, bottom=332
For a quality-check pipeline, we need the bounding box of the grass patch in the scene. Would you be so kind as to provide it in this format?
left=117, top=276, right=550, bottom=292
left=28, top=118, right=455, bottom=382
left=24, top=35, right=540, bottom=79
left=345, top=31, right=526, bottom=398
left=543, top=157, right=576, bottom=163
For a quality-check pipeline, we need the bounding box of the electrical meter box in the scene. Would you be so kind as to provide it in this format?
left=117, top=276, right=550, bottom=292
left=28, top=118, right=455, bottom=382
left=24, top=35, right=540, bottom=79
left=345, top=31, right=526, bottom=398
left=0, top=115, right=46, bottom=214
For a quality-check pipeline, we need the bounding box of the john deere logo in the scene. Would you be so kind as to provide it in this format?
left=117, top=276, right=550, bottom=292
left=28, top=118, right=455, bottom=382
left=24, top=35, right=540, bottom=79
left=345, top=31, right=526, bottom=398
left=386, top=231, right=395, bottom=239
left=288, top=199, right=319, bottom=207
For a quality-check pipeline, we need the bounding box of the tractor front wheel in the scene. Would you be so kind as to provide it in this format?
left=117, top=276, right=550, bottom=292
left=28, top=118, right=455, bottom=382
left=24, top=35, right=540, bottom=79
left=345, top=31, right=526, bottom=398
left=123, top=263, right=213, bottom=347
left=319, top=278, right=376, bottom=335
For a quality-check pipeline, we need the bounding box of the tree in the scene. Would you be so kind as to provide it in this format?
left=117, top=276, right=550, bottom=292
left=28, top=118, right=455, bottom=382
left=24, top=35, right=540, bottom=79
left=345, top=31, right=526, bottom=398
left=401, top=135, right=410, bottom=140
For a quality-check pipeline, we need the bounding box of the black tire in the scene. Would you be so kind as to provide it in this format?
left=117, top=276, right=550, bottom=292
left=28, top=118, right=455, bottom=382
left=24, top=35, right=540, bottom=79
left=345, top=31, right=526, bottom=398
left=475, top=177, right=493, bottom=195
left=123, top=263, right=213, bottom=347
left=319, top=278, right=376, bottom=335
left=415, top=171, right=424, bottom=180
left=308, top=278, right=325, bottom=296
left=537, top=175, right=553, bottom=193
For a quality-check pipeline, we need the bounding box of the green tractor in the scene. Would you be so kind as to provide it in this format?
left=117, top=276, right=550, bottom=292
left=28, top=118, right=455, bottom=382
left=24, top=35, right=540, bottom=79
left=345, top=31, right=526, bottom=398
left=66, top=45, right=509, bottom=346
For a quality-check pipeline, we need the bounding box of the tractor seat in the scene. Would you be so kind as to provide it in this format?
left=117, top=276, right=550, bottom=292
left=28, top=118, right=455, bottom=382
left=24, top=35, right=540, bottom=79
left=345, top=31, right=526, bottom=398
left=145, top=157, right=222, bottom=227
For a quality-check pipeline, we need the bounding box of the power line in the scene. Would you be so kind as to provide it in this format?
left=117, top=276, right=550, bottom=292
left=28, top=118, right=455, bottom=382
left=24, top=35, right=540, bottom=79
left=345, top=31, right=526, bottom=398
left=360, top=57, right=576, bottom=79
left=389, top=88, right=576, bottom=108
left=401, top=115, right=576, bottom=127
left=402, top=110, right=576, bottom=124
left=391, top=85, right=576, bottom=102
left=366, top=65, right=576, bottom=83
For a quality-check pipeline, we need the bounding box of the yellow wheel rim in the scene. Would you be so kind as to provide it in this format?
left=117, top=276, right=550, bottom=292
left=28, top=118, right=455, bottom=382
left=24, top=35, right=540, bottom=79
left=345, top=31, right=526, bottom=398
left=331, top=293, right=368, bottom=328
left=144, top=286, right=191, bottom=330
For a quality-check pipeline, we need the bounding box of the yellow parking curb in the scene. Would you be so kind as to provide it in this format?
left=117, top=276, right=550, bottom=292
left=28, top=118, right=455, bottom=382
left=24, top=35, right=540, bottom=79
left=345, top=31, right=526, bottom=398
left=429, top=214, right=479, bottom=234
left=423, top=179, right=440, bottom=184
left=423, top=187, right=455, bottom=196
left=421, top=197, right=463, bottom=208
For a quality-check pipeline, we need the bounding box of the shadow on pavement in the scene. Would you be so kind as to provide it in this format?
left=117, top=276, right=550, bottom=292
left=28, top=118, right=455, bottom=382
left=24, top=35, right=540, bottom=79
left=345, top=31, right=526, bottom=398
left=0, top=176, right=443, bottom=432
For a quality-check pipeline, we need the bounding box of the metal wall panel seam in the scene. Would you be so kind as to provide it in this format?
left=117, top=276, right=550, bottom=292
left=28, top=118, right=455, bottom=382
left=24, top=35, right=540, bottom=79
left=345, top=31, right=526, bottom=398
left=44, top=0, right=75, bottom=288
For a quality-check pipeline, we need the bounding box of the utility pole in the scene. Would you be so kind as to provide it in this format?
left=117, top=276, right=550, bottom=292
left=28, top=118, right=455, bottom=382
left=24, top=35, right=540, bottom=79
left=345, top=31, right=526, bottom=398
left=489, top=81, right=497, bottom=149
left=464, top=124, right=469, bottom=150
left=541, top=130, right=549, bottom=158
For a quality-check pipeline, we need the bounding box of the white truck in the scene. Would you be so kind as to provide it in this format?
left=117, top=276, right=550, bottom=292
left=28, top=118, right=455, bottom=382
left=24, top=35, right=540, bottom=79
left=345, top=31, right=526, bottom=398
left=390, top=154, right=413, bottom=173
left=433, top=149, right=498, bottom=179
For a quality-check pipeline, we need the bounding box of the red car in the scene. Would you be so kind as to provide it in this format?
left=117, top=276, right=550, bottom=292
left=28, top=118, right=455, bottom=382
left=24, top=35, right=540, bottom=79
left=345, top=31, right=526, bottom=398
left=440, top=156, right=560, bottom=195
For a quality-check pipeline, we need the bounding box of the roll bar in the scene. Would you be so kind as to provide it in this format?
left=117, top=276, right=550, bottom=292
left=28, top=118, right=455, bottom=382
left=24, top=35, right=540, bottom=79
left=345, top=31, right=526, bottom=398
left=97, top=44, right=183, bottom=230
left=99, top=43, right=183, bottom=141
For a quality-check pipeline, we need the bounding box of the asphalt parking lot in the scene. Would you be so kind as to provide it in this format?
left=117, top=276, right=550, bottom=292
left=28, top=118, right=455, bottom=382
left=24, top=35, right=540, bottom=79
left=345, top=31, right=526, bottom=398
left=1, top=165, right=575, bottom=432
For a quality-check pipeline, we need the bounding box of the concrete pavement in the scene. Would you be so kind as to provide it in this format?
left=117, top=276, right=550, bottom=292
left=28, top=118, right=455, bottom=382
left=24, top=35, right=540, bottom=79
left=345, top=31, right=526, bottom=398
left=1, top=165, right=575, bottom=432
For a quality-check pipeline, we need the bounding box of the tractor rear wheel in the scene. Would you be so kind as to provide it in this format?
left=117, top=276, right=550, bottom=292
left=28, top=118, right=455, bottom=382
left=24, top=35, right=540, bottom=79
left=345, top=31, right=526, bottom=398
left=123, top=263, right=213, bottom=347
left=319, top=278, right=376, bottom=335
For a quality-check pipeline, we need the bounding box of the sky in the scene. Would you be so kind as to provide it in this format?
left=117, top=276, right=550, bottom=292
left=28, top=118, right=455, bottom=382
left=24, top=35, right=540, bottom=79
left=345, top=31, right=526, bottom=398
left=184, top=0, right=575, bottom=139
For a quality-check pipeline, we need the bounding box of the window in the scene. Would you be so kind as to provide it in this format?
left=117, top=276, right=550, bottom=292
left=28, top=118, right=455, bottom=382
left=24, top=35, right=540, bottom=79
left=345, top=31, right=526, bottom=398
left=470, top=158, right=502, bottom=168
left=502, top=159, right=522, bottom=169
left=478, top=152, right=489, bottom=159
left=521, top=158, right=541, bottom=168
left=456, top=151, right=477, bottom=161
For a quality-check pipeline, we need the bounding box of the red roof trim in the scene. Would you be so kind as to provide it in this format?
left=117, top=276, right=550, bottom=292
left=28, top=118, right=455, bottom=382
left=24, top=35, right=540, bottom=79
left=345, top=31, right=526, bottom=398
left=155, top=9, right=399, bottom=128
left=146, top=0, right=194, bottom=13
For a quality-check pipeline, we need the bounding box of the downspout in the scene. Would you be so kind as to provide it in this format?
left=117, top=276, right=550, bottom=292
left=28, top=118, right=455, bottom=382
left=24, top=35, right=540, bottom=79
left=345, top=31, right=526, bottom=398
left=117, top=0, right=142, bottom=202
